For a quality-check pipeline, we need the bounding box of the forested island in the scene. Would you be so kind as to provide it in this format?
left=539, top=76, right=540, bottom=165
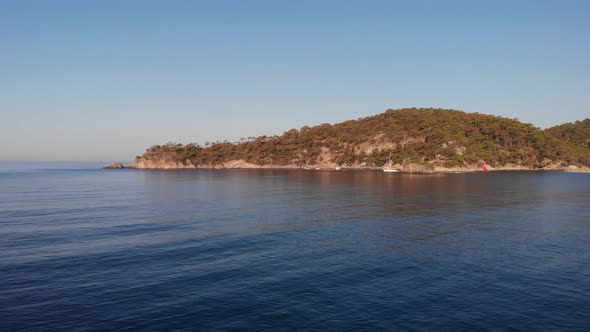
left=127, top=108, right=590, bottom=173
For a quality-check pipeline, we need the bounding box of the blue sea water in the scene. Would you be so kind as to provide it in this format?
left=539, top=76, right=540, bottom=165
left=1, top=163, right=590, bottom=331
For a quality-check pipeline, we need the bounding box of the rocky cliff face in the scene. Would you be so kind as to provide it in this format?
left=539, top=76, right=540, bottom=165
left=401, top=163, right=435, bottom=173
left=132, top=157, right=310, bottom=170
left=131, top=154, right=590, bottom=172
left=132, top=157, right=195, bottom=169
left=131, top=145, right=582, bottom=172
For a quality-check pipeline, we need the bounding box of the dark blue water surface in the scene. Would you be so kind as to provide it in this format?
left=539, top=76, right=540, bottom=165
left=1, top=163, right=590, bottom=331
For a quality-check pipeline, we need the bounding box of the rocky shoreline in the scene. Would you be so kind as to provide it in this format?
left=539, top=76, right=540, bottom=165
left=105, top=160, right=590, bottom=173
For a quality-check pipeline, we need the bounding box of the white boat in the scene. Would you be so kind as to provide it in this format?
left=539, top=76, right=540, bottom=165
left=383, top=152, right=399, bottom=172
left=336, top=166, right=342, bottom=171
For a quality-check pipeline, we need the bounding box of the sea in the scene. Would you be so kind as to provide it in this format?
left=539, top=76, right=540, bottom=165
left=1, top=163, right=590, bottom=331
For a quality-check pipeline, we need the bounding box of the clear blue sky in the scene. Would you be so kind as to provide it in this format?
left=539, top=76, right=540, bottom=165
left=1, top=0, right=589, bottom=162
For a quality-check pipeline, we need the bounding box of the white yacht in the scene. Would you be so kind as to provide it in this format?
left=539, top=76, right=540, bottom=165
left=383, top=153, right=399, bottom=172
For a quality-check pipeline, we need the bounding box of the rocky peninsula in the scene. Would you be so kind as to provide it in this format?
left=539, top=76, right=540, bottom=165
left=120, top=108, right=590, bottom=173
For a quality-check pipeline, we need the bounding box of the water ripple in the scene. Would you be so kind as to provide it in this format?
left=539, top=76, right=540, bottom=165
left=1, top=165, right=589, bottom=331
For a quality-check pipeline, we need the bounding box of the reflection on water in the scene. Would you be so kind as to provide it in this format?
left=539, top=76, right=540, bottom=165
left=1, top=165, right=590, bottom=331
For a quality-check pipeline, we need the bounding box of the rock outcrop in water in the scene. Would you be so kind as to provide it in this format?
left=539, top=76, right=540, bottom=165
left=131, top=108, right=590, bottom=172
left=103, top=163, right=126, bottom=169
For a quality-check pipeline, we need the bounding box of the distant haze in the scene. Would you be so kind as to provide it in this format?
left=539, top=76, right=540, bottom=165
left=1, top=1, right=589, bottom=162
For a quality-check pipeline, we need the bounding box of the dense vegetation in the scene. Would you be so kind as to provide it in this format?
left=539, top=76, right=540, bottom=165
left=136, top=108, right=590, bottom=169
left=547, top=119, right=590, bottom=150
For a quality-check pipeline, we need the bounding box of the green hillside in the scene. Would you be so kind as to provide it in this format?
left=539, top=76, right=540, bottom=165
left=546, top=118, right=590, bottom=150
left=136, top=108, right=590, bottom=169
